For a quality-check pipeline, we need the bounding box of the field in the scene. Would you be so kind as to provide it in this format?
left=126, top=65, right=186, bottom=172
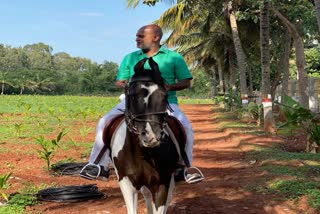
left=0, top=95, right=319, bottom=214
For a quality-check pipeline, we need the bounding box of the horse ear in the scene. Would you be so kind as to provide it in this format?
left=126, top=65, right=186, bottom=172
left=134, top=58, right=148, bottom=73
left=148, top=57, right=160, bottom=73
left=148, top=57, right=164, bottom=84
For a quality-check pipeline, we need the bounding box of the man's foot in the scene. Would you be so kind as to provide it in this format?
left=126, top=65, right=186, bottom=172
left=80, top=163, right=109, bottom=181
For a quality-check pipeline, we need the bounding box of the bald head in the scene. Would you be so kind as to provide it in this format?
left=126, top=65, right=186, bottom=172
left=136, top=24, right=163, bottom=56
left=141, top=24, right=163, bottom=40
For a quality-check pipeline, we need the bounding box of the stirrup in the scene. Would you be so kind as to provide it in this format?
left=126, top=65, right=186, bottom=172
left=79, top=163, right=101, bottom=180
left=184, top=167, right=204, bottom=184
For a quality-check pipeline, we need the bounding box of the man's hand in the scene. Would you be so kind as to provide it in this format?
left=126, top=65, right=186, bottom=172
left=115, top=80, right=128, bottom=89
left=165, top=79, right=191, bottom=91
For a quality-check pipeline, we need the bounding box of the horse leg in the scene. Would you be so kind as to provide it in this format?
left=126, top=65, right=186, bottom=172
left=141, top=186, right=154, bottom=214
left=141, top=175, right=175, bottom=214
left=119, top=177, right=139, bottom=214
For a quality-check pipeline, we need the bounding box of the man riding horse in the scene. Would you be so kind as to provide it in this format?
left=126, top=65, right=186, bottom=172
left=80, top=24, right=204, bottom=184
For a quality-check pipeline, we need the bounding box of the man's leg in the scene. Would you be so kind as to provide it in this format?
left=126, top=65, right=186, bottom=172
left=168, top=104, right=194, bottom=164
left=168, top=104, right=204, bottom=184
left=81, top=99, right=125, bottom=180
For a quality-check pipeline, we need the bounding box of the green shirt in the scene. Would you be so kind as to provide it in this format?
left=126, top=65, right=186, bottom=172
left=117, top=46, right=192, bottom=104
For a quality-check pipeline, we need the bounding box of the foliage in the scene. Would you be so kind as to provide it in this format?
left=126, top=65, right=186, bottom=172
left=8, top=193, right=36, bottom=207
left=240, top=102, right=263, bottom=125
left=0, top=172, right=12, bottom=201
left=0, top=43, right=120, bottom=95
left=0, top=205, right=24, bottom=214
left=0, top=183, right=48, bottom=214
left=305, top=45, right=320, bottom=76
left=276, top=95, right=320, bottom=152
left=222, top=90, right=241, bottom=111
left=35, top=131, right=67, bottom=171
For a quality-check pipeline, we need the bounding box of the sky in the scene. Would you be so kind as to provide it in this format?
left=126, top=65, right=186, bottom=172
left=0, top=0, right=172, bottom=64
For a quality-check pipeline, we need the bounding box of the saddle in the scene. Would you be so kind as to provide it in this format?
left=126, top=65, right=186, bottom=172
left=101, top=114, right=188, bottom=166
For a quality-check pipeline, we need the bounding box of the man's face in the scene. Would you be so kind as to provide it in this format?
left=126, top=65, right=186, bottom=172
left=136, top=27, right=157, bottom=50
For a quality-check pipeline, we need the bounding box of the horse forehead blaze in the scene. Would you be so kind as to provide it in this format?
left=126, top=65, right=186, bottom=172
left=140, top=84, right=159, bottom=105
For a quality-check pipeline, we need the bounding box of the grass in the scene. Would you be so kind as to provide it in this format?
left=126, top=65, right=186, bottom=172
left=215, top=106, right=320, bottom=210
left=0, top=182, right=52, bottom=214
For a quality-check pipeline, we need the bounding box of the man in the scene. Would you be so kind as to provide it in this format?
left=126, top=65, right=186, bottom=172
left=80, top=24, right=204, bottom=184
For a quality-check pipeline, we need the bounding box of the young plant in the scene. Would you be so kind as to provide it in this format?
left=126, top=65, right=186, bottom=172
left=13, top=123, right=23, bottom=138
left=35, top=131, right=67, bottom=171
left=0, top=172, right=12, bottom=202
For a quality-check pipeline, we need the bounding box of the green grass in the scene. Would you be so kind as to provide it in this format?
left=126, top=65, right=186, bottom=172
left=215, top=107, right=320, bottom=210
left=0, top=182, right=53, bottom=214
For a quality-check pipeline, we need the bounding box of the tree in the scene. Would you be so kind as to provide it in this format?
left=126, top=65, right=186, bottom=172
left=260, top=0, right=275, bottom=132
left=23, top=43, right=53, bottom=70
left=225, top=1, right=249, bottom=105
left=0, top=71, right=13, bottom=94
left=314, top=0, right=320, bottom=32
left=271, top=4, right=309, bottom=109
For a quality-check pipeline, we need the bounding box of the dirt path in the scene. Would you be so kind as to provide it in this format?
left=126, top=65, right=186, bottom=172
left=17, top=105, right=316, bottom=213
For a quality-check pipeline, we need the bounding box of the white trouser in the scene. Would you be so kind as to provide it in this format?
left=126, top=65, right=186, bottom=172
left=88, top=96, right=194, bottom=168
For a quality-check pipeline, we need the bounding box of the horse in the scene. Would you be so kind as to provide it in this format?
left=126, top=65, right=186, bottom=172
left=110, top=57, right=182, bottom=214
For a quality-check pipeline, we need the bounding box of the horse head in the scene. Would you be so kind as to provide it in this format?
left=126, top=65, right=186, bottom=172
left=125, top=57, right=168, bottom=148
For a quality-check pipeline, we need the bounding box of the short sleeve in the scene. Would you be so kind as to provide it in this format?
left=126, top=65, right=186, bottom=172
left=174, top=53, right=193, bottom=81
left=116, top=55, right=131, bottom=80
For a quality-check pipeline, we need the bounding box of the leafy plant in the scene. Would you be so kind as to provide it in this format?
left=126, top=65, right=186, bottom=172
left=275, top=95, right=320, bottom=152
left=222, top=90, right=241, bottom=111
left=0, top=172, right=12, bottom=202
left=13, top=123, right=23, bottom=138
left=35, top=131, right=67, bottom=171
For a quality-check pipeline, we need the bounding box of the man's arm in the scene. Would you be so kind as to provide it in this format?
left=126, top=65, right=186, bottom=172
left=165, top=79, right=191, bottom=91
left=115, top=80, right=128, bottom=89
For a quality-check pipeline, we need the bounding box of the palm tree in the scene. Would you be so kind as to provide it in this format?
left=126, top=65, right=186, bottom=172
left=225, top=0, right=248, bottom=104
left=260, top=0, right=275, bottom=132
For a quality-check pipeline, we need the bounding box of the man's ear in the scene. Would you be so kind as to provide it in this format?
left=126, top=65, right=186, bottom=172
left=153, top=35, right=161, bottom=42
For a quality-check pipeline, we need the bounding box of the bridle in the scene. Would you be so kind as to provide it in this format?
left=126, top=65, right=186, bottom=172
left=125, top=79, right=170, bottom=135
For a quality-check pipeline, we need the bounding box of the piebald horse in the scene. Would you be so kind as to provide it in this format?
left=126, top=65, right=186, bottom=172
left=110, top=58, right=180, bottom=214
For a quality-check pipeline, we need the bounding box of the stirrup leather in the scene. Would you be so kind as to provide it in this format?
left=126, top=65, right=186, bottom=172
left=184, top=167, right=204, bottom=184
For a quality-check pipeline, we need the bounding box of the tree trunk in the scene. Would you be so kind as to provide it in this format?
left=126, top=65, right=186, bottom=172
left=314, top=0, right=320, bottom=32
left=271, top=30, right=292, bottom=99
left=271, top=5, right=309, bottom=109
left=1, top=81, right=4, bottom=95
left=227, top=1, right=248, bottom=105
left=260, top=0, right=275, bottom=133
left=228, top=48, right=237, bottom=94
left=247, top=66, right=254, bottom=96
left=218, top=57, right=224, bottom=94
left=279, top=30, right=292, bottom=97
left=211, top=66, right=217, bottom=97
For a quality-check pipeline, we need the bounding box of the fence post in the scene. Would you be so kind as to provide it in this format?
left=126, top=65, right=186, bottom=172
left=309, top=77, right=318, bottom=112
